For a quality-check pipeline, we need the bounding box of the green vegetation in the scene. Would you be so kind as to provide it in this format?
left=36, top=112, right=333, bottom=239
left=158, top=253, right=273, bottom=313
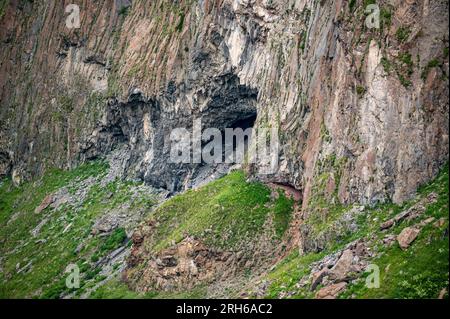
left=90, top=228, right=128, bottom=263
left=305, top=154, right=347, bottom=231
left=426, top=58, right=441, bottom=68
left=0, top=163, right=295, bottom=299
left=90, top=279, right=207, bottom=299
left=118, top=5, right=130, bottom=16
left=356, top=85, right=366, bottom=96
left=381, top=56, right=392, bottom=74
left=342, top=163, right=449, bottom=298
left=395, top=52, right=414, bottom=87
left=0, top=161, right=107, bottom=298
left=396, top=26, right=411, bottom=43
left=264, top=250, right=326, bottom=298
left=421, top=58, right=442, bottom=80
left=0, top=159, right=447, bottom=299
left=175, top=11, right=185, bottom=33
left=397, top=73, right=412, bottom=87
left=363, top=0, right=376, bottom=7
left=273, top=191, right=295, bottom=238
left=0, top=0, right=8, bottom=19
left=379, top=51, right=415, bottom=87
left=299, top=30, right=307, bottom=52
left=148, top=170, right=295, bottom=252
left=349, top=0, right=356, bottom=12
left=380, top=7, right=392, bottom=28
left=260, top=162, right=449, bottom=299
left=398, top=52, right=413, bottom=70
left=0, top=161, right=157, bottom=298
left=89, top=280, right=141, bottom=299
left=320, top=122, right=332, bottom=143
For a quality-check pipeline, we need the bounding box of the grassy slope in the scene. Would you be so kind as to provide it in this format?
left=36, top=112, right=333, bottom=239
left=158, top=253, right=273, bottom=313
left=342, top=164, right=449, bottom=298
left=91, top=170, right=295, bottom=299
left=147, top=170, right=294, bottom=252
left=91, top=164, right=450, bottom=299
left=0, top=168, right=294, bottom=299
left=0, top=162, right=156, bottom=298
left=1, top=161, right=447, bottom=299
left=260, top=163, right=449, bottom=299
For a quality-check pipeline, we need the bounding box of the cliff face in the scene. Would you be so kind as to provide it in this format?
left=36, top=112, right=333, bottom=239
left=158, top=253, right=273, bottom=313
left=0, top=0, right=448, bottom=204
left=0, top=0, right=449, bottom=299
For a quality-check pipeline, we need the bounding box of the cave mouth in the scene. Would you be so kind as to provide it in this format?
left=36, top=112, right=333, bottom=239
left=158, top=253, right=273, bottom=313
left=230, top=113, right=257, bottom=131
left=192, top=110, right=258, bottom=190
left=225, top=113, right=257, bottom=157
left=199, top=111, right=258, bottom=168
left=140, top=75, right=260, bottom=191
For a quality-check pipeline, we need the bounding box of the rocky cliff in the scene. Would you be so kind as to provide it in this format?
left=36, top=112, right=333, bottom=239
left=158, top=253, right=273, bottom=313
left=1, top=0, right=448, bottom=202
left=0, top=0, right=448, bottom=299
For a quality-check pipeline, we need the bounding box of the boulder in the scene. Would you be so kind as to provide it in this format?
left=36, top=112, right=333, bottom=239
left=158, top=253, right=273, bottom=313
left=34, top=195, right=53, bottom=214
left=310, top=268, right=329, bottom=291
left=418, top=217, right=435, bottom=227
left=354, top=242, right=367, bottom=257
left=382, top=234, right=396, bottom=246
left=393, top=210, right=410, bottom=223
left=380, top=219, right=395, bottom=230
left=315, top=282, right=347, bottom=299
left=433, top=217, right=446, bottom=228
left=397, top=227, right=420, bottom=250
left=329, top=249, right=354, bottom=282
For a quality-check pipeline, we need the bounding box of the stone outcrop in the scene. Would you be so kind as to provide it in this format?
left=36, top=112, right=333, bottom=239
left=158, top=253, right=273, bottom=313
left=34, top=195, right=54, bottom=214
left=0, top=0, right=448, bottom=298
left=397, top=226, right=420, bottom=250
left=379, top=192, right=438, bottom=230
left=1, top=0, right=448, bottom=204
left=125, top=237, right=237, bottom=292
left=315, top=282, right=347, bottom=299
left=301, top=239, right=372, bottom=297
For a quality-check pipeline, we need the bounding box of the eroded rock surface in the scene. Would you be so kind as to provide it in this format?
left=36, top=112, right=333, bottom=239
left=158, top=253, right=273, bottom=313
left=0, top=0, right=448, bottom=299
left=0, top=0, right=448, bottom=204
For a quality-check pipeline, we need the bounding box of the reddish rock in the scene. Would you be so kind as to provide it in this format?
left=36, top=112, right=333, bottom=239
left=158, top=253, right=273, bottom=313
left=325, top=175, right=336, bottom=199
left=354, top=242, right=367, bottom=257
left=310, top=268, right=329, bottom=291
left=132, top=230, right=144, bottom=246
left=34, top=195, right=53, bottom=214
left=380, top=219, right=395, bottom=230
left=315, top=282, right=347, bottom=299
left=329, top=249, right=354, bottom=282
left=397, top=227, right=420, bottom=250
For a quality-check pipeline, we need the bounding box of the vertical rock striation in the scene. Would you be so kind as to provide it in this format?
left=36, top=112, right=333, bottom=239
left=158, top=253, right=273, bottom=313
left=0, top=0, right=448, bottom=206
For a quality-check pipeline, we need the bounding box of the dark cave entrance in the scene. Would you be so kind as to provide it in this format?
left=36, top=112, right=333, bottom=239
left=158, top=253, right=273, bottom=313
left=230, top=113, right=257, bottom=131
left=225, top=113, right=257, bottom=160
left=200, top=112, right=258, bottom=166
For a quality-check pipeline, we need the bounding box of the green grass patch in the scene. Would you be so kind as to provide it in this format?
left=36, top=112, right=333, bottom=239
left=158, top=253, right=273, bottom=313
left=260, top=162, right=448, bottom=299
left=264, top=250, right=326, bottom=299
left=349, top=0, right=356, bottom=12
left=273, top=191, right=295, bottom=238
left=356, top=85, right=366, bottom=96
left=90, top=278, right=206, bottom=299
left=381, top=56, right=392, bottom=74
left=0, top=0, right=9, bottom=19
left=421, top=58, right=442, bottom=80
left=396, top=26, right=411, bottom=43
left=148, top=170, right=294, bottom=252
left=0, top=160, right=157, bottom=298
